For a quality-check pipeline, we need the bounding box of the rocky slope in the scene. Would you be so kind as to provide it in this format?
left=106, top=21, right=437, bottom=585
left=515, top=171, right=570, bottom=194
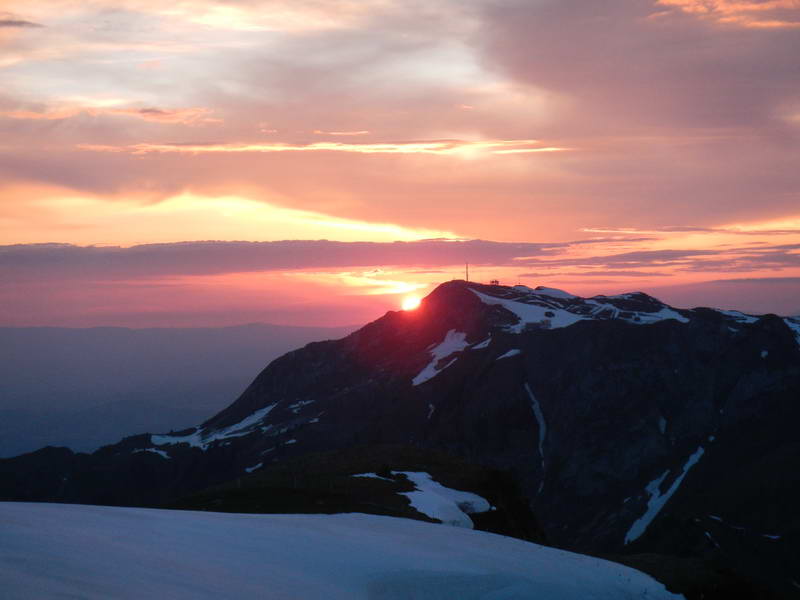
left=2, top=280, right=798, bottom=598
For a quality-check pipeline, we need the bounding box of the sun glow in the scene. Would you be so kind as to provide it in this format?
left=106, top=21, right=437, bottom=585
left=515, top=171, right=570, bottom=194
left=401, top=295, right=422, bottom=311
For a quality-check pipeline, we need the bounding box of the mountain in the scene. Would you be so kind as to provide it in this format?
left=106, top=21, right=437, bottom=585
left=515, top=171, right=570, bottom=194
left=2, top=280, right=799, bottom=598
left=0, top=323, right=356, bottom=456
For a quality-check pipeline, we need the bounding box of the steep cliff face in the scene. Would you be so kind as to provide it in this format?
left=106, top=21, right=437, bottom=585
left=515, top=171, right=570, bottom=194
left=2, top=280, right=798, bottom=597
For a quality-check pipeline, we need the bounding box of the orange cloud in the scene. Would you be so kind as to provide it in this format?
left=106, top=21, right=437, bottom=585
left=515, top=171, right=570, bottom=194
left=313, top=130, right=371, bottom=136
left=656, top=0, right=800, bottom=28
left=77, top=139, right=568, bottom=156
left=0, top=106, right=221, bottom=125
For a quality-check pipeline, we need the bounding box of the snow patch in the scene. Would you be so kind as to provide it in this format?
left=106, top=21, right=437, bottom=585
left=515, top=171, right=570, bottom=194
left=718, top=309, right=759, bottom=324
left=658, top=417, right=666, bottom=434
left=760, top=350, right=768, bottom=358
left=412, top=330, right=469, bottom=386
left=625, top=446, right=705, bottom=545
left=533, top=286, right=577, bottom=299
left=0, top=503, right=682, bottom=600
left=151, top=403, right=278, bottom=450
left=395, top=471, right=491, bottom=528
left=783, top=317, right=800, bottom=348
left=289, top=400, right=314, bottom=413
left=427, top=403, right=435, bottom=419
left=472, top=290, right=584, bottom=332
left=245, top=462, right=262, bottom=473
left=497, top=349, right=521, bottom=360
left=472, top=289, right=689, bottom=333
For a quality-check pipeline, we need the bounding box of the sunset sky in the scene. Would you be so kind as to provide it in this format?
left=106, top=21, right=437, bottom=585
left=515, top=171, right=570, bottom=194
left=2, top=0, right=799, bottom=327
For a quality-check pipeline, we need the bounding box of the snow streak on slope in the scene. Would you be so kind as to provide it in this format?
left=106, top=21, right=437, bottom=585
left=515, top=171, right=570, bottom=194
left=132, top=448, right=170, bottom=459
left=412, top=330, right=469, bottom=386
left=524, top=383, right=547, bottom=494
left=625, top=446, right=706, bottom=545
left=784, top=317, right=800, bottom=348
left=393, top=471, right=491, bottom=528
left=0, top=503, right=682, bottom=600
left=151, top=403, right=278, bottom=450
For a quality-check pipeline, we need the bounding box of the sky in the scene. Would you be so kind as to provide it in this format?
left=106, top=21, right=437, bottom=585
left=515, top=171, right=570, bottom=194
left=1, top=0, right=799, bottom=327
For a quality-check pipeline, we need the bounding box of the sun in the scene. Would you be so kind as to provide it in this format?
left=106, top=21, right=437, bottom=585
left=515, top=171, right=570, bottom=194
left=401, top=295, right=421, bottom=311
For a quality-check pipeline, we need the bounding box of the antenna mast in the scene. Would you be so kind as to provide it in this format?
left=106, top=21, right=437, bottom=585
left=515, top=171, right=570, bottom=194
left=466, top=262, right=469, bottom=282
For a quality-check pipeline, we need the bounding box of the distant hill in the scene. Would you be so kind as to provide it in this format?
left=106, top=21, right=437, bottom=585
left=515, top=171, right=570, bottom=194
left=0, top=323, right=356, bottom=456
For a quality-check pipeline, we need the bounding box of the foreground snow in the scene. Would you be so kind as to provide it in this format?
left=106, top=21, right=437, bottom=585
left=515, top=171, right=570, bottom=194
left=0, top=503, right=681, bottom=600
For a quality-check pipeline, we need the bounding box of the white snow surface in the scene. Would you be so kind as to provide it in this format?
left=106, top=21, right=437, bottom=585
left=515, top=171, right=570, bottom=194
left=471, top=289, right=688, bottom=334
left=497, top=349, right=522, bottom=360
left=718, top=309, right=759, bottom=324
left=395, top=471, right=491, bottom=528
left=244, top=462, right=262, bottom=473
left=151, top=402, right=278, bottom=450
left=472, top=290, right=585, bottom=332
left=532, top=286, right=577, bottom=299
left=0, top=502, right=681, bottom=600
left=412, top=329, right=470, bottom=386
left=625, top=446, right=705, bottom=545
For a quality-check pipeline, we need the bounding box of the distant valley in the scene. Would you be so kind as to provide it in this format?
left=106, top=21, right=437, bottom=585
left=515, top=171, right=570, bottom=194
left=0, top=323, right=356, bottom=457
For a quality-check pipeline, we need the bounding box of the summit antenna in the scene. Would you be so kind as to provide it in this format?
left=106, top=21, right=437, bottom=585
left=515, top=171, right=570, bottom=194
left=465, top=263, right=469, bottom=282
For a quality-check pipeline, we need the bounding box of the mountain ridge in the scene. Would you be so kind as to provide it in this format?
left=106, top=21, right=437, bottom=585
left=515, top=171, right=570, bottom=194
left=2, top=280, right=798, bottom=598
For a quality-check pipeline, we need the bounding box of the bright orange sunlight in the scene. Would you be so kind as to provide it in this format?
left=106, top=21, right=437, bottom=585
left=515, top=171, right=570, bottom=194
left=401, top=295, right=422, bottom=311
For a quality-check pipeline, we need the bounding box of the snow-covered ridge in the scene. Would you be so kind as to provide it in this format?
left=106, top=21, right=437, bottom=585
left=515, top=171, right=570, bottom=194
left=784, top=317, right=800, bottom=347
left=470, top=286, right=715, bottom=333
left=1, top=502, right=682, bottom=600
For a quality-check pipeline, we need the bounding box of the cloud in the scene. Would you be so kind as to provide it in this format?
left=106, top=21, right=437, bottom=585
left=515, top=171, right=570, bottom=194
left=0, top=106, right=221, bottom=125
left=1, top=0, right=799, bottom=247
left=517, top=270, right=672, bottom=278
left=313, top=130, right=370, bottom=136
left=0, top=12, right=42, bottom=28
left=77, top=139, right=567, bottom=156
left=582, top=225, right=800, bottom=236
left=2, top=237, right=686, bottom=283
left=0, top=239, right=552, bottom=282
left=656, top=0, right=800, bottom=29
left=0, top=19, right=42, bottom=28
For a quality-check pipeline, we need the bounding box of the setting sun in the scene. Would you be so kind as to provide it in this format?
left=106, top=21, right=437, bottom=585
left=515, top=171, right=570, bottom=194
left=401, top=295, right=421, bottom=311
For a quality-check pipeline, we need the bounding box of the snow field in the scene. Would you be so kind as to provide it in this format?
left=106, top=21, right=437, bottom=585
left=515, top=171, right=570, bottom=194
left=0, top=502, right=682, bottom=600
